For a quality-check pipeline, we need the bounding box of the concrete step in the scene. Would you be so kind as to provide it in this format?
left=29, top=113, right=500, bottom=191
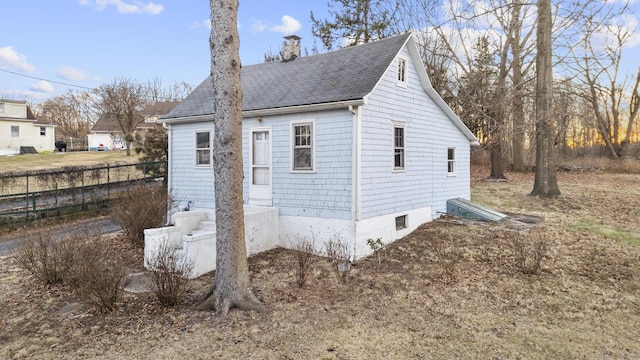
left=183, top=229, right=215, bottom=243
left=199, top=220, right=216, bottom=231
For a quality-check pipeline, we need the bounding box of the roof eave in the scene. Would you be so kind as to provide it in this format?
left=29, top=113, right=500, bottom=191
left=161, top=99, right=365, bottom=125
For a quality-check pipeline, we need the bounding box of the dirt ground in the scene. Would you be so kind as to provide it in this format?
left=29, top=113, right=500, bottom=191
left=1, top=169, right=640, bottom=359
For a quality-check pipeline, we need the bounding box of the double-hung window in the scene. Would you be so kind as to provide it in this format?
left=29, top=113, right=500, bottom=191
left=195, top=131, right=211, bottom=166
left=40, top=127, right=46, bottom=136
left=11, top=126, right=19, bottom=138
left=292, top=121, right=314, bottom=171
left=393, top=122, right=405, bottom=171
left=447, top=148, right=456, bottom=175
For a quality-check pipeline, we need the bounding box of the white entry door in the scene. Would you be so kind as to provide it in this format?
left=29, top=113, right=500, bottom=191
left=249, top=129, right=272, bottom=206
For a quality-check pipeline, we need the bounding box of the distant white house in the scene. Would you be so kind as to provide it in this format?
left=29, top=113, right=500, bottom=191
left=87, top=101, right=179, bottom=151
left=145, top=32, right=479, bottom=277
left=0, top=99, right=56, bottom=156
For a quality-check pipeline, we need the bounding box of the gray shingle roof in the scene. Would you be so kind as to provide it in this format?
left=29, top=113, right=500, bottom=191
left=163, top=33, right=412, bottom=120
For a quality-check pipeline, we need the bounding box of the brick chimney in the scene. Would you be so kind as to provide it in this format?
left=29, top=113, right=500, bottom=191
left=282, top=35, right=301, bottom=62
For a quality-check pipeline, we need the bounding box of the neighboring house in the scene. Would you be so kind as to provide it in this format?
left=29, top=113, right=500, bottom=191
left=87, top=101, right=179, bottom=151
left=145, top=32, right=479, bottom=277
left=0, top=99, right=56, bottom=156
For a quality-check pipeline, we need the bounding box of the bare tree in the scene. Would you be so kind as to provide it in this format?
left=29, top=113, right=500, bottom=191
left=37, top=92, right=92, bottom=141
left=94, top=78, right=147, bottom=156
left=311, top=0, right=402, bottom=50
left=531, top=0, right=560, bottom=197
left=571, top=14, right=640, bottom=158
left=198, top=0, right=266, bottom=318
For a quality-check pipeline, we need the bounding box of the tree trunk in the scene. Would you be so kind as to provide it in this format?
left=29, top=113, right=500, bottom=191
left=511, top=9, right=526, bottom=172
left=531, top=0, right=560, bottom=197
left=489, top=138, right=507, bottom=179
left=199, top=0, right=267, bottom=318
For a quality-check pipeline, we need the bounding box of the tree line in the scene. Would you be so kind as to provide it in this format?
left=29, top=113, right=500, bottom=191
left=310, top=0, right=640, bottom=179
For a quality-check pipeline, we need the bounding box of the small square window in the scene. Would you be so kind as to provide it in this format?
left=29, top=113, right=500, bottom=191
left=11, top=126, right=19, bottom=137
left=292, top=122, right=314, bottom=171
left=393, top=124, right=405, bottom=170
left=447, top=148, right=456, bottom=175
left=195, top=131, right=211, bottom=166
left=395, top=215, right=407, bottom=230
left=40, top=127, right=46, bottom=136
left=397, top=57, right=408, bottom=87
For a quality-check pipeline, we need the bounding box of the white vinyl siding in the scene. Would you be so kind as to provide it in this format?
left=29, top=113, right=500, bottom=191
left=360, top=46, right=471, bottom=219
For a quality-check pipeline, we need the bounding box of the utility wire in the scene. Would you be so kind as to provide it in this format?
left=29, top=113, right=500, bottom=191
left=0, top=67, right=189, bottom=102
left=0, top=68, right=95, bottom=90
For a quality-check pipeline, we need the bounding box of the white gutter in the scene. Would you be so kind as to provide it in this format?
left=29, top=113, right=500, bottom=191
left=349, top=104, right=362, bottom=261
left=161, top=99, right=366, bottom=125
left=244, top=100, right=364, bottom=118
left=163, top=121, right=173, bottom=224
left=160, top=114, right=214, bottom=125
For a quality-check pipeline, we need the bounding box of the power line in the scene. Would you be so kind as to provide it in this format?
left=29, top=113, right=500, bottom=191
left=0, top=68, right=95, bottom=90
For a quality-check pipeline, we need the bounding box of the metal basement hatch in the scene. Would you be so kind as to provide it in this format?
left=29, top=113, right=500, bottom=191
left=446, top=198, right=508, bottom=222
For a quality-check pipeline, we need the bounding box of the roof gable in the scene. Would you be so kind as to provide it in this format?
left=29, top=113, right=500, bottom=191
left=163, top=33, right=412, bottom=120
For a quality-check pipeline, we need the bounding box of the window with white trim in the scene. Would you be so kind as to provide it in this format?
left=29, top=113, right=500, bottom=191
left=11, top=126, right=19, bottom=137
left=447, top=148, right=456, bottom=175
left=397, top=57, right=408, bottom=87
left=393, top=122, right=405, bottom=170
left=0, top=103, right=5, bottom=114
left=195, top=131, right=211, bottom=166
left=40, top=127, right=46, bottom=136
left=292, top=121, right=314, bottom=171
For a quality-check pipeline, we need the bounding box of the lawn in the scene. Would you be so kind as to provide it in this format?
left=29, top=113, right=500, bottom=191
left=1, top=168, right=640, bottom=359
left=0, top=151, right=142, bottom=173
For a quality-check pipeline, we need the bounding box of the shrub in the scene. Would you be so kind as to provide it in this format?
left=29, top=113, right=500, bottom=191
left=71, top=235, right=127, bottom=312
left=291, top=236, right=320, bottom=288
left=325, top=237, right=351, bottom=283
left=366, top=237, right=385, bottom=265
left=148, top=242, right=193, bottom=306
left=512, top=232, right=549, bottom=275
left=13, top=231, right=74, bottom=285
left=110, top=183, right=168, bottom=247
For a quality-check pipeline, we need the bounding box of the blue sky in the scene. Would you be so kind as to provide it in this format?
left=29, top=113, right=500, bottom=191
left=2, top=1, right=639, bottom=103
left=0, top=0, right=328, bottom=102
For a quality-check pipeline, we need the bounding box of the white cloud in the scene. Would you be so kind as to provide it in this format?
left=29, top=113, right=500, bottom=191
left=30, top=81, right=54, bottom=94
left=79, top=0, right=163, bottom=15
left=269, top=15, right=301, bottom=35
left=251, top=20, right=268, bottom=32
left=190, top=19, right=212, bottom=30
left=57, top=66, right=88, bottom=81
left=0, top=46, right=36, bottom=73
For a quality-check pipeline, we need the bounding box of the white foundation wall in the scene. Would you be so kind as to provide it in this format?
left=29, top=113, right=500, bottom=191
left=146, top=205, right=433, bottom=278
left=353, top=206, right=433, bottom=259
left=278, top=215, right=353, bottom=256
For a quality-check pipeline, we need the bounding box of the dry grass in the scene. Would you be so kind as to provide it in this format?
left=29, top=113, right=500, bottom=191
left=0, top=151, right=142, bottom=172
left=1, top=168, right=640, bottom=359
